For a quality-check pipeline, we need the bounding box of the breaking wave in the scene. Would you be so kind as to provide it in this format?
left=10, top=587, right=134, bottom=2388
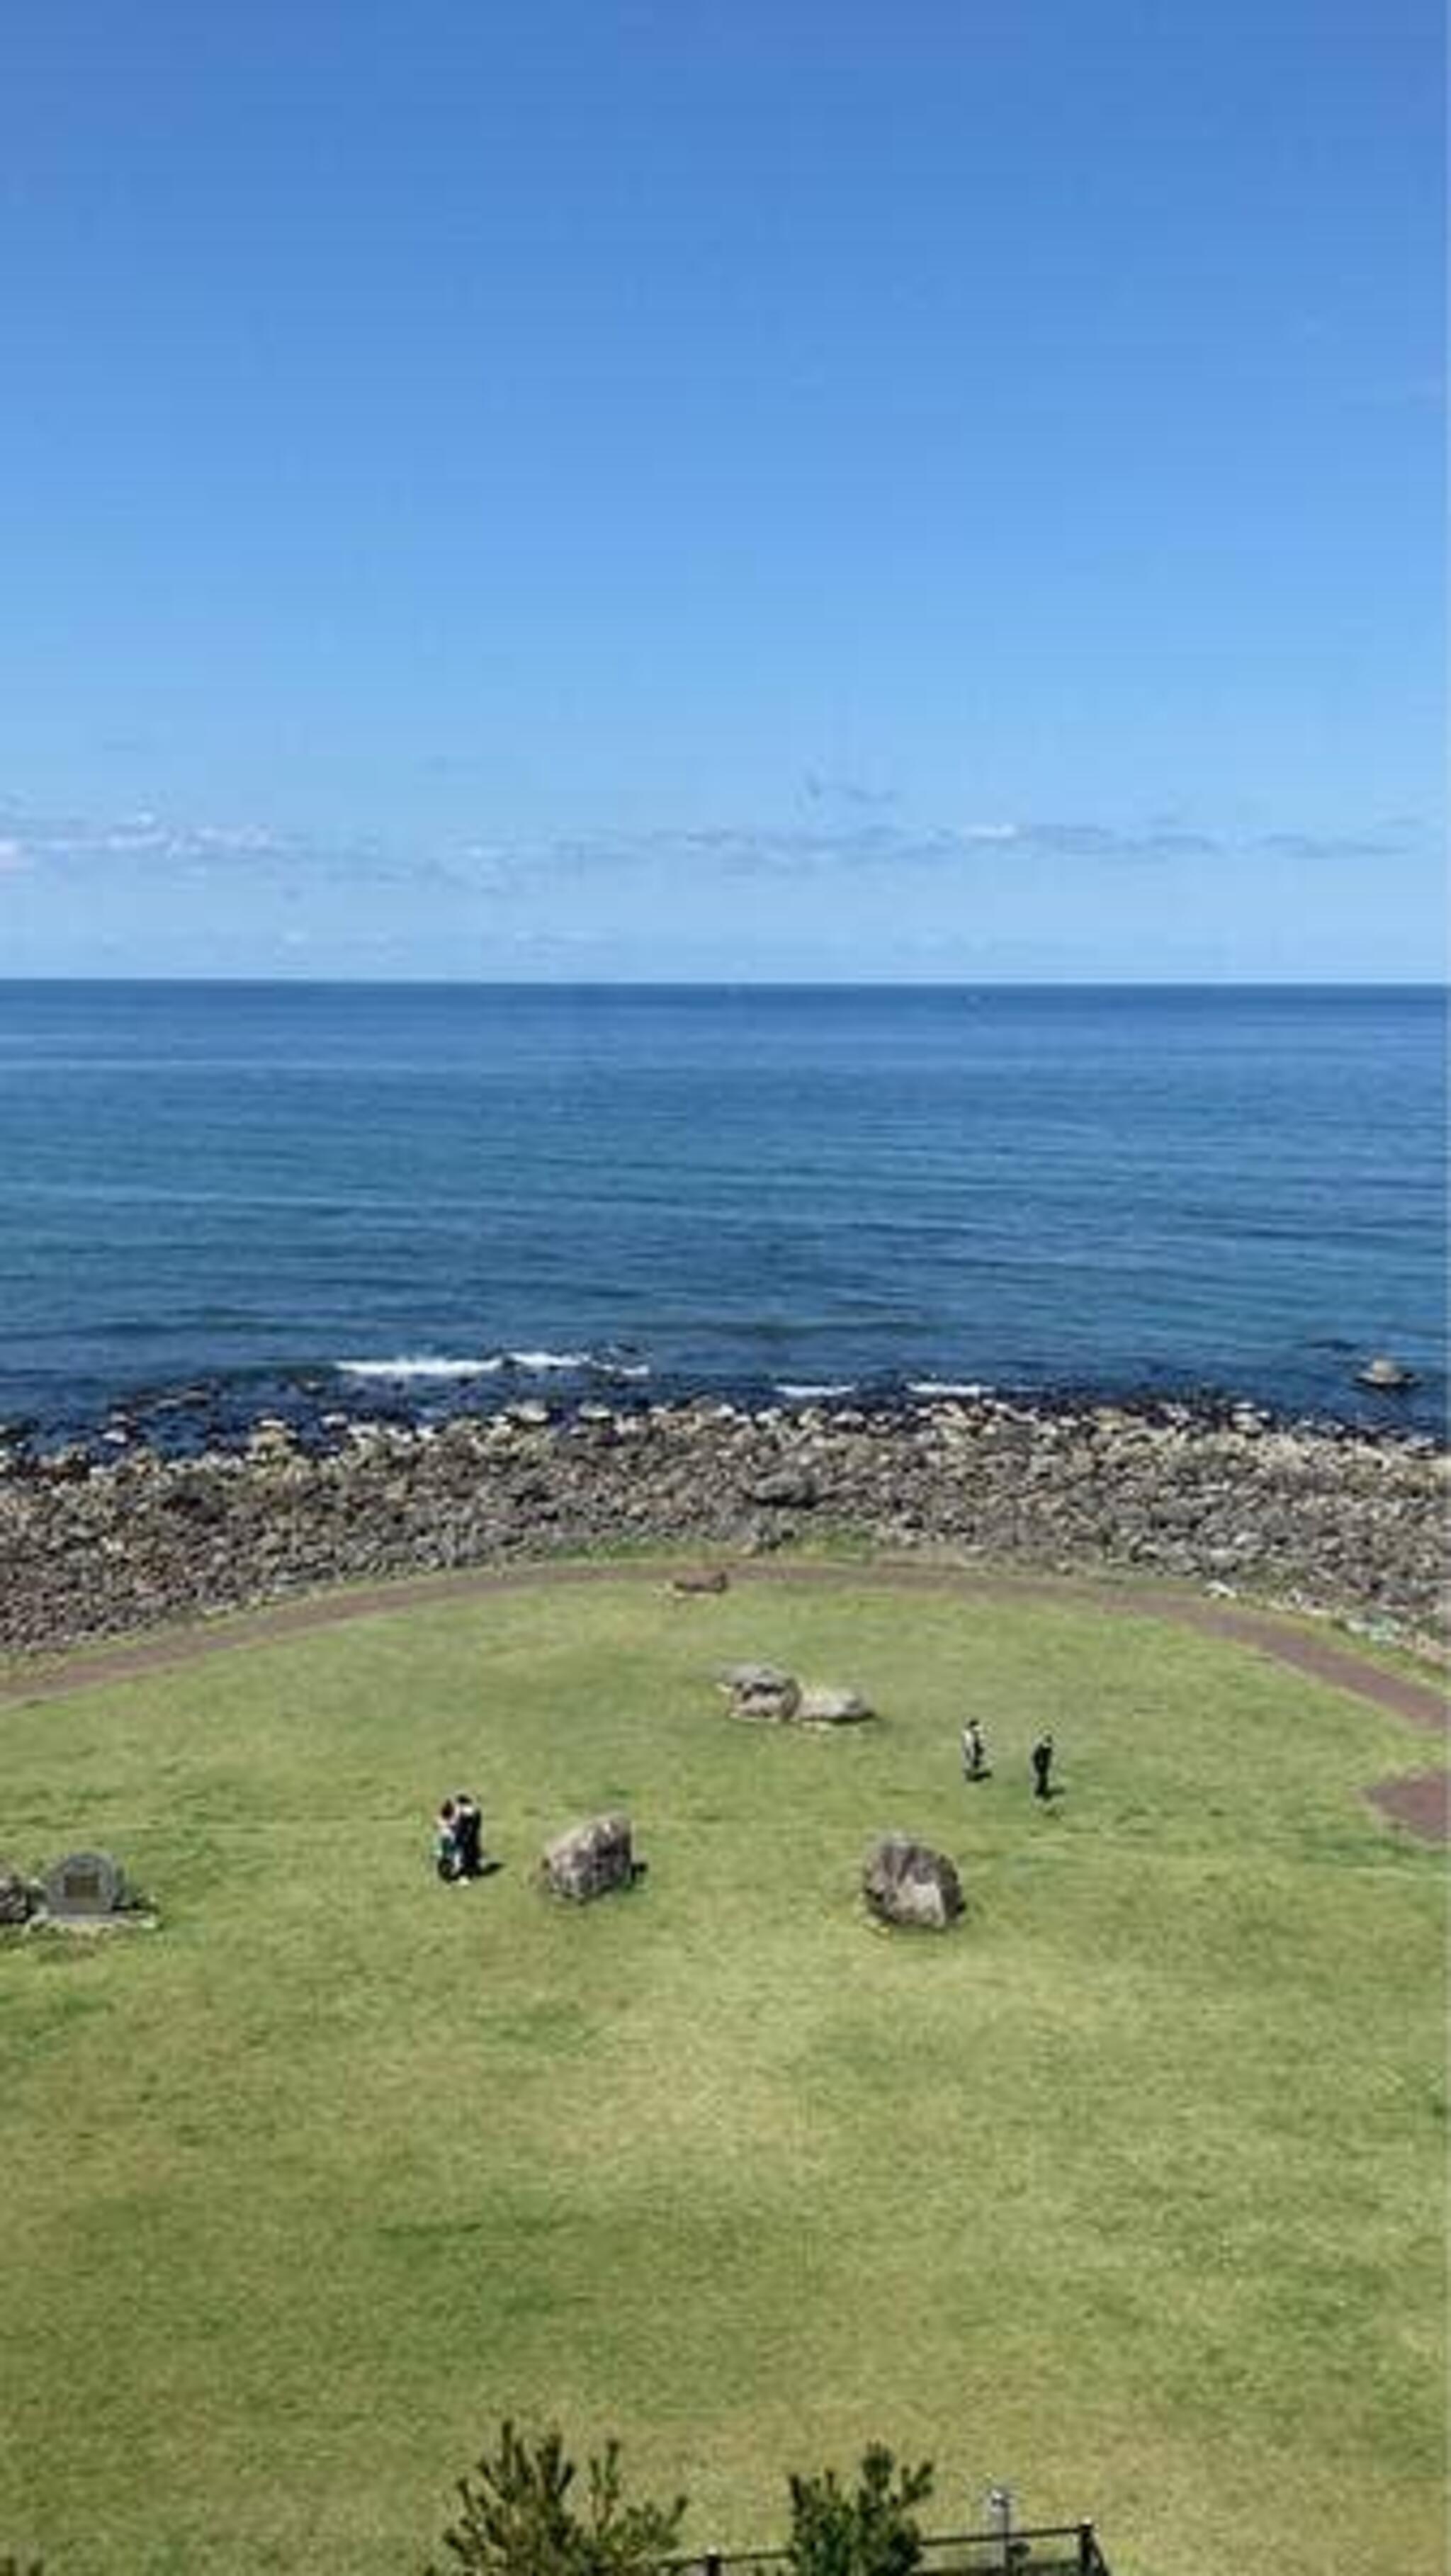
left=336, top=1355, right=506, bottom=1382
left=334, top=1348, right=652, bottom=1385
left=908, top=1379, right=993, bottom=1399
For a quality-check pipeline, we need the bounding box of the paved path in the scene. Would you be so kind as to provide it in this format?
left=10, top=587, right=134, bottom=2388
left=3, top=1556, right=1445, bottom=1832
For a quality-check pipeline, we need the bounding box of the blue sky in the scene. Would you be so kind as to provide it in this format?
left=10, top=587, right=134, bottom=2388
left=0, top=1, right=1442, bottom=979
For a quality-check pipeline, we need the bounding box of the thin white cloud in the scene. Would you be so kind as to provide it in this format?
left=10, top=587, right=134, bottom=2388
left=1253, top=826, right=1425, bottom=861
left=0, top=804, right=403, bottom=885
left=1, top=807, right=293, bottom=867
left=0, top=801, right=1435, bottom=904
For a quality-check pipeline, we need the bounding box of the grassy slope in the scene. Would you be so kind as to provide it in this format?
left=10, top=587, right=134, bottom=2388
left=0, top=1578, right=1443, bottom=2576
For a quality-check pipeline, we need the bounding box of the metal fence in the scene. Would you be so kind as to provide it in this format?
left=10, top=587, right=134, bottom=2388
left=669, top=2521, right=1111, bottom=2576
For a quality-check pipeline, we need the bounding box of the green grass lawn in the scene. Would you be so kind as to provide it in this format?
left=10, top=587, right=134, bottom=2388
left=1, top=1573, right=1444, bottom=2576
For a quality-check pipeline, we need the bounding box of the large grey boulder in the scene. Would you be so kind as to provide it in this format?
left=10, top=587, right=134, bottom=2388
left=717, top=1664, right=874, bottom=1725
left=718, top=1663, right=802, bottom=1722
left=0, top=1863, right=36, bottom=1926
left=541, top=1813, right=636, bottom=1903
left=749, top=1468, right=818, bottom=1508
left=862, top=1834, right=964, bottom=1931
left=797, top=1685, right=875, bottom=1725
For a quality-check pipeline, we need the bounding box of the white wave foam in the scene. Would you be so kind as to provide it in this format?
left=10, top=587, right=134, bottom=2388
left=506, top=1349, right=591, bottom=1372
left=602, top=1361, right=652, bottom=1380
left=776, top=1381, right=857, bottom=1399
left=908, top=1379, right=991, bottom=1399
left=337, top=1355, right=505, bottom=1382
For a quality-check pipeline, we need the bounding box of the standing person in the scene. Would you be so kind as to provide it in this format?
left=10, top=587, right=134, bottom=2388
left=961, top=1718, right=988, bottom=1781
left=433, top=1798, right=461, bottom=1882
left=453, top=1792, right=483, bottom=1879
left=1031, top=1732, right=1055, bottom=1800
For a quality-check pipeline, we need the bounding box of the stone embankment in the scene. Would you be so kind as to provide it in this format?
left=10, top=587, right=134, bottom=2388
left=0, top=1396, right=1445, bottom=1656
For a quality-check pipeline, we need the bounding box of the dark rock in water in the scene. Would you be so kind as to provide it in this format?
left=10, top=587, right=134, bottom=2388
left=541, top=1813, right=636, bottom=1902
left=1355, top=1355, right=1417, bottom=1391
left=863, top=1834, right=964, bottom=1930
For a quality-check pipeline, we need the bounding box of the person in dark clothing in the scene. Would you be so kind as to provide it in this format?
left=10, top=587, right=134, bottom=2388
left=961, top=1718, right=988, bottom=1781
left=453, top=1793, right=484, bottom=1878
left=1031, top=1732, right=1055, bottom=1800
left=434, top=1798, right=461, bottom=1881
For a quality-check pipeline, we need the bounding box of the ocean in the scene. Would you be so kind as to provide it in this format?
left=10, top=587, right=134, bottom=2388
left=0, top=981, right=1444, bottom=1452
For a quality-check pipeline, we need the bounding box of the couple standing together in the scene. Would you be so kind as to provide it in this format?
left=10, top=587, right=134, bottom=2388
left=434, top=1793, right=485, bottom=1881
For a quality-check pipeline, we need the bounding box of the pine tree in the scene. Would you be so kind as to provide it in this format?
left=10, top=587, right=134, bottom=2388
left=430, top=2419, right=687, bottom=2576
left=784, top=2446, right=935, bottom=2576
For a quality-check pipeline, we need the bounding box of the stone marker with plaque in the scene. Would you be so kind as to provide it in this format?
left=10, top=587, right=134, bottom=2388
left=35, top=1849, right=151, bottom=1932
left=44, top=1851, right=127, bottom=1919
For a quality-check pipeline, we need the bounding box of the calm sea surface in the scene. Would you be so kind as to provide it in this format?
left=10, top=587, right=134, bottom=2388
left=0, top=982, right=1444, bottom=1448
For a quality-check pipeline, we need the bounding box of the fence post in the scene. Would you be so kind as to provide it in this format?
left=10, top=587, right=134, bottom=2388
left=986, top=2488, right=1013, bottom=2574
left=1076, top=2524, right=1097, bottom=2574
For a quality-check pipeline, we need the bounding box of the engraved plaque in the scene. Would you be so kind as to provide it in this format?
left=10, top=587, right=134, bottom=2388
left=43, top=1850, right=125, bottom=1918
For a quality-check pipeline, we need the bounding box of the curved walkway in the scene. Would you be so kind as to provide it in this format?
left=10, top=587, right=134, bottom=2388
left=2, top=1555, right=1445, bottom=1832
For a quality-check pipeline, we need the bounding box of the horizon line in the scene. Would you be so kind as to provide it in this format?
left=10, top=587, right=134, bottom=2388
left=0, top=973, right=1445, bottom=996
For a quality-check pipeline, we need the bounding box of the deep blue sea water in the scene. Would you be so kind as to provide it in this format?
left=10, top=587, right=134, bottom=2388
left=0, top=982, right=1444, bottom=1451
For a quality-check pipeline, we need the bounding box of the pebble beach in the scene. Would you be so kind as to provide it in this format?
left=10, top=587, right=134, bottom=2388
left=2, top=1389, right=1443, bottom=1658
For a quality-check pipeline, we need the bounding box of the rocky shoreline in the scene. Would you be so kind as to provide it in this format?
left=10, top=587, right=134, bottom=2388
left=1, top=1392, right=1445, bottom=1658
